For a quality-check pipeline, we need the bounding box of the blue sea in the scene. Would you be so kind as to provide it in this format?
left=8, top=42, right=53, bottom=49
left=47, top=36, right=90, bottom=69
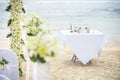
left=0, top=0, right=120, bottom=42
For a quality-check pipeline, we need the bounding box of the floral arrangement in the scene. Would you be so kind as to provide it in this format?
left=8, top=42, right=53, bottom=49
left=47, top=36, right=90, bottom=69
left=22, top=13, right=62, bottom=63
left=6, top=0, right=26, bottom=76
left=0, top=58, right=9, bottom=68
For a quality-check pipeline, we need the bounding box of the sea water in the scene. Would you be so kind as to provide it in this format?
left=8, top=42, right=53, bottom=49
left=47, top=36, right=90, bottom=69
left=0, top=0, right=120, bottom=42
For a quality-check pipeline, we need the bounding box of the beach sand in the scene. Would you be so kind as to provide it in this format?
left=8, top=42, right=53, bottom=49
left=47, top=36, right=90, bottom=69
left=50, top=41, right=120, bottom=80
left=0, top=38, right=120, bottom=80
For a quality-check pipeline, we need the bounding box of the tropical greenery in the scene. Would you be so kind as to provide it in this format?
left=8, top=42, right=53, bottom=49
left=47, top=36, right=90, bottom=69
left=6, top=0, right=26, bottom=76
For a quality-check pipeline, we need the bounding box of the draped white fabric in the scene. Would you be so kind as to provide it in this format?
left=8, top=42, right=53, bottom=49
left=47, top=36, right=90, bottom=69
left=0, top=49, right=19, bottom=80
left=60, top=30, right=105, bottom=64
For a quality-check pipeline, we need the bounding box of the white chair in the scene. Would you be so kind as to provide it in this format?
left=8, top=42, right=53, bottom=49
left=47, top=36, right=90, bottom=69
left=0, top=74, right=10, bottom=80
left=0, top=49, right=19, bottom=80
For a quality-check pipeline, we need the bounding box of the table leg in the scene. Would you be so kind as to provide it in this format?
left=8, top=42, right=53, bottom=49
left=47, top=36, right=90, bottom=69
left=71, top=54, right=74, bottom=61
left=88, top=60, right=92, bottom=64
left=71, top=54, right=78, bottom=63
left=97, top=49, right=101, bottom=58
left=72, top=54, right=78, bottom=63
left=73, top=57, right=76, bottom=63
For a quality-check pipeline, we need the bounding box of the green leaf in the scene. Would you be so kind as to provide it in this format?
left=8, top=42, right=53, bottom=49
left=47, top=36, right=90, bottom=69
left=37, top=54, right=46, bottom=63
left=51, top=51, right=55, bottom=57
left=5, top=5, right=11, bottom=12
left=8, top=19, right=12, bottom=26
left=0, top=58, right=9, bottom=66
left=0, top=62, right=4, bottom=65
left=30, top=55, right=37, bottom=62
left=35, top=22, right=40, bottom=27
left=19, top=67, right=23, bottom=76
left=20, top=54, right=26, bottom=61
left=22, top=8, right=26, bottom=13
left=6, top=33, right=12, bottom=38
left=27, top=33, right=37, bottom=36
left=21, top=39, right=25, bottom=45
left=27, top=33, right=34, bottom=36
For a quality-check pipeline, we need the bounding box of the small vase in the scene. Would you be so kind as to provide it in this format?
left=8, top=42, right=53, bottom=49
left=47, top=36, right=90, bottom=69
left=33, top=62, right=50, bottom=80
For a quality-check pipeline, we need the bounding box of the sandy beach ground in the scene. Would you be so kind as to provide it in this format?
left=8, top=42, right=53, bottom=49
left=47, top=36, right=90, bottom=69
left=0, top=38, right=120, bottom=80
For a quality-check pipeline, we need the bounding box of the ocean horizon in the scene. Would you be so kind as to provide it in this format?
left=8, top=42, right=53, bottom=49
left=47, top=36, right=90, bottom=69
left=0, top=0, right=120, bottom=42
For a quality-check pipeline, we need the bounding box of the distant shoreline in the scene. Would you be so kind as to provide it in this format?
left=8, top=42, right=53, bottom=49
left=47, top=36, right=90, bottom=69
left=0, top=28, right=120, bottom=44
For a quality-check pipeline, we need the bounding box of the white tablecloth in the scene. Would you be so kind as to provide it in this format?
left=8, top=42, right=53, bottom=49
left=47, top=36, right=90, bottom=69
left=60, top=30, right=105, bottom=64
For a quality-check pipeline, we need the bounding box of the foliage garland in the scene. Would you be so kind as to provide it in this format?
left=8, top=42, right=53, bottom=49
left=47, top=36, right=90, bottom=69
left=6, top=0, right=25, bottom=76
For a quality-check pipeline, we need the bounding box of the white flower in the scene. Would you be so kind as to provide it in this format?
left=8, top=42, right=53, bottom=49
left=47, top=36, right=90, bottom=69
left=22, top=13, right=63, bottom=63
